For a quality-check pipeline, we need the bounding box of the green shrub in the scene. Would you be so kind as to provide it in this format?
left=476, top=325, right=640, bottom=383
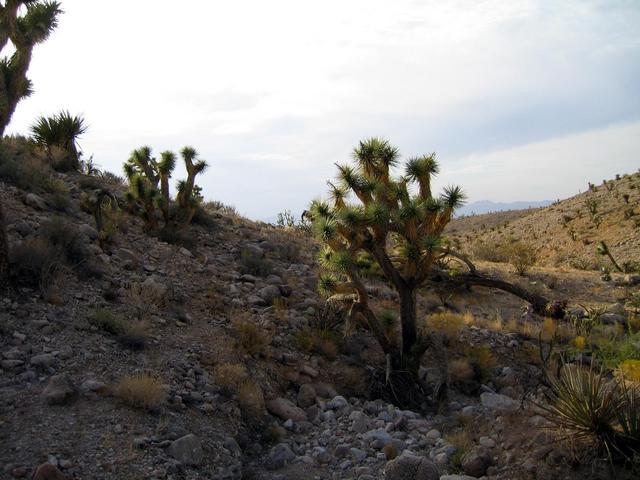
left=508, top=241, right=537, bottom=275
left=239, top=249, right=273, bottom=277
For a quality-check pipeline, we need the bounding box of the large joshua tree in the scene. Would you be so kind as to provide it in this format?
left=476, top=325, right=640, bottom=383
left=0, top=0, right=62, bottom=136
left=308, top=139, right=464, bottom=378
left=308, top=138, right=564, bottom=405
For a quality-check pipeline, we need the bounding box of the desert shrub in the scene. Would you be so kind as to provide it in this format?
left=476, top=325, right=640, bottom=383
left=570, top=306, right=605, bottom=337
left=234, top=319, right=270, bottom=356
left=39, top=217, right=90, bottom=268
left=204, top=200, right=238, bottom=216
left=295, top=329, right=315, bottom=352
left=274, top=241, right=301, bottom=263
left=471, top=241, right=510, bottom=263
left=617, top=360, right=640, bottom=383
left=90, top=308, right=126, bottom=335
left=508, top=241, right=537, bottom=275
left=237, top=379, right=265, bottom=415
left=445, top=430, right=474, bottom=473
left=239, top=248, right=273, bottom=277
left=0, top=143, right=55, bottom=193
left=449, top=358, right=475, bottom=384
left=9, top=237, right=65, bottom=294
left=214, top=363, right=248, bottom=394
left=114, top=374, right=166, bottom=410
left=541, top=364, right=640, bottom=463
left=89, top=308, right=147, bottom=350
left=463, top=346, right=496, bottom=381
left=310, top=301, right=346, bottom=332
left=425, top=312, right=465, bottom=343
left=594, top=332, right=640, bottom=370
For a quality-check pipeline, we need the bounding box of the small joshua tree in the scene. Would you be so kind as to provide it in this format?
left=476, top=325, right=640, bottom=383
left=596, top=241, right=623, bottom=273
left=124, top=145, right=207, bottom=233
left=307, top=138, right=465, bottom=396
left=0, top=0, right=62, bottom=136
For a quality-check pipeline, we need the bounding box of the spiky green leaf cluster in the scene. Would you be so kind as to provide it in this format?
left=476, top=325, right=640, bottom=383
left=308, top=138, right=465, bottom=295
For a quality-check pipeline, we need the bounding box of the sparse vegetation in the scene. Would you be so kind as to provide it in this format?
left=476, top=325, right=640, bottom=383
left=113, top=374, right=167, bottom=411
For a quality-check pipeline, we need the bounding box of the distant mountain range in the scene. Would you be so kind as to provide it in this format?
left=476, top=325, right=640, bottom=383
left=455, top=200, right=552, bottom=217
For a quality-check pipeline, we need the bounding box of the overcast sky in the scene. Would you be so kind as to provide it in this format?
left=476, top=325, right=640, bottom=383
left=6, top=0, right=640, bottom=220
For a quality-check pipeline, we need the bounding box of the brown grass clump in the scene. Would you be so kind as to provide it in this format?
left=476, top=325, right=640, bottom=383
left=214, top=363, right=248, bottom=393
left=445, top=430, right=474, bottom=472
left=449, top=358, right=475, bottom=383
left=114, top=374, right=166, bottom=410
left=426, top=312, right=466, bottom=342
left=234, top=319, right=270, bottom=356
left=464, top=346, right=496, bottom=381
left=237, top=379, right=265, bottom=415
left=383, top=443, right=398, bottom=460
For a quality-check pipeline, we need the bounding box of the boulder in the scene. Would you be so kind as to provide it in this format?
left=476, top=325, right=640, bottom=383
left=461, top=447, right=493, bottom=477
left=266, top=443, right=296, bottom=470
left=327, top=395, right=348, bottom=410
left=297, top=384, right=317, bottom=408
left=258, top=285, right=281, bottom=303
left=385, top=453, right=439, bottom=480
left=24, top=193, right=47, bottom=210
left=42, top=375, right=76, bottom=405
left=267, top=397, right=307, bottom=421
left=480, top=392, right=518, bottom=412
left=32, top=464, right=66, bottom=480
left=168, top=434, right=204, bottom=466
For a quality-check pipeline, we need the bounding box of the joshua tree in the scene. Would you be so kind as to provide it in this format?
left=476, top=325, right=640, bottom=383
left=596, top=241, right=623, bottom=273
left=308, top=138, right=465, bottom=395
left=0, top=0, right=62, bottom=136
left=308, top=138, right=565, bottom=407
left=124, top=145, right=207, bottom=232
left=31, top=110, right=87, bottom=170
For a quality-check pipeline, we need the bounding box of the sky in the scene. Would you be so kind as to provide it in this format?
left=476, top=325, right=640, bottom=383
left=5, top=0, right=640, bottom=220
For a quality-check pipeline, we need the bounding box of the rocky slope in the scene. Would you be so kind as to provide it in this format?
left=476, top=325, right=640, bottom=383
left=0, top=153, right=637, bottom=480
left=448, top=171, right=640, bottom=270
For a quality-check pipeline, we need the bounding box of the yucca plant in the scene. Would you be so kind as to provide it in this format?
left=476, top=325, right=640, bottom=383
left=541, top=362, right=640, bottom=466
left=1, top=1, right=62, bottom=136
left=31, top=110, right=87, bottom=170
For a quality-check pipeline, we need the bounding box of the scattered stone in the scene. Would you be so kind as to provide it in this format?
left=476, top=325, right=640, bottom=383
left=461, top=447, right=493, bottom=477
left=168, top=434, right=204, bottom=466
left=25, top=193, right=47, bottom=210
left=385, top=453, right=439, bottom=480
left=267, top=397, right=307, bottom=421
left=327, top=395, right=348, bottom=410
left=31, top=464, right=66, bottom=480
left=297, top=384, right=316, bottom=408
left=480, top=392, right=519, bottom=412
left=42, top=375, right=76, bottom=405
left=30, top=354, right=56, bottom=368
left=266, top=443, right=296, bottom=470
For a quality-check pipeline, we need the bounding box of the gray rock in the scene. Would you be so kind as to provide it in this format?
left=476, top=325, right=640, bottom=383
left=385, top=453, right=439, bottom=480
left=142, top=275, right=168, bottom=298
left=350, top=410, right=369, bottom=433
left=267, top=397, right=307, bottom=421
left=440, top=476, right=478, bottom=480
left=310, top=382, right=337, bottom=398
left=80, top=379, right=106, bottom=393
left=78, top=223, right=99, bottom=240
left=297, top=384, right=317, bottom=408
left=30, top=353, right=56, bottom=368
left=601, top=312, right=626, bottom=325
left=480, top=392, right=519, bottom=412
left=168, top=434, right=204, bottom=466
left=267, top=443, right=295, bottom=469
left=327, top=395, right=348, bottom=410
left=461, top=448, right=492, bottom=477
left=25, top=193, right=47, bottom=210
left=42, top=375, right=76, bottom=405
left=258, top=285, right=281, bottom=303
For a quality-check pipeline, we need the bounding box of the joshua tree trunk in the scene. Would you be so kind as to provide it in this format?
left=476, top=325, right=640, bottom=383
left=0, top=196, right=9, bottom=289
left=399, top=287, right=418, bottom=356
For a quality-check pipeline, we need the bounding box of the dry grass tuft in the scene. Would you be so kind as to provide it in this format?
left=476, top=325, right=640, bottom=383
left=426, top=312, right=466, bottom=342
left=449, top=358, right=475, bottom=383
left=214, top=363, right=248, bottom=393
left=234, top=319, right=270, bottom=356
left=237, top=379, right=265, bottom=415
left=114, top=374, right=166, bottom=410
left=383, top=443, right=398, bottom=460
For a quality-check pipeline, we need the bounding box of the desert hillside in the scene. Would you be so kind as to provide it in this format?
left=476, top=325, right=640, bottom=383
left=448, top=171, right=640, bottom=271
left=1, top=138, right=639, bottom=480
